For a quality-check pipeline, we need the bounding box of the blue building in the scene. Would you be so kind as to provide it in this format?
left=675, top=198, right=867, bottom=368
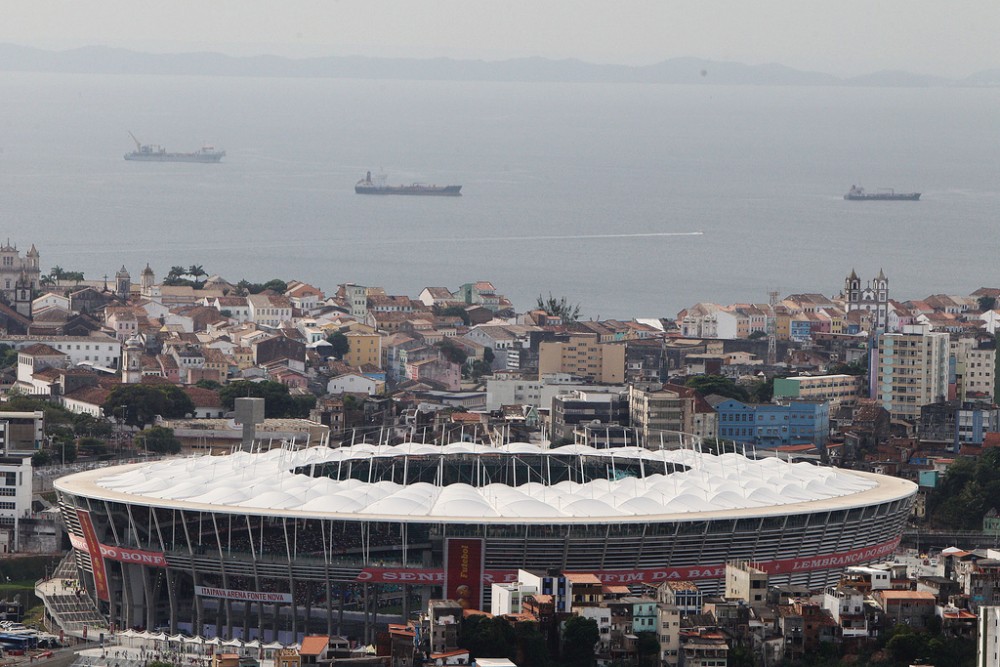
left=715, top=399, right=829, bottom=448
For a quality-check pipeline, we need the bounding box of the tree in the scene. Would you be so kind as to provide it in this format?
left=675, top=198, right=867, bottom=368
left=437, top=305, right=471, bottom=326
left=459, top=615, right=516, bottom=661
left=536, top=293, right=582, bottom=323
left=137, top=426, right=182, bottom=455
left=885, top=625, right=924, bottom=665
left=514, top=620, right=548, bottom=667
left=261, top=278, right=288, bottom=293
left=561, top=616, right=598, bottom=666
left=747, top=330, right=768, bottom=340
left=979, top=295, right=997, bottom=312
left=636, top=631, right=659, bottom=667
left=77, top=437, right=107, bottom=457
left=685, top=375, right=750, bottom=402
left=72, top=413, right=113, bottom=438
left=0, top=344, right=17, bottom=369
left=437, top=339, right=468, bottom=366
left=749, top=375, right=782, bottom=403
left=218, top=380, right=312, bottom=418
left=195, top=379, right=222, bottom=390
left=103, top=385, right=196, bottom=427
left=827, top=357, right=867, bottom=376
left=188, top=264, right=207, bottom=288
left=326, top=332, right=351, bottom=360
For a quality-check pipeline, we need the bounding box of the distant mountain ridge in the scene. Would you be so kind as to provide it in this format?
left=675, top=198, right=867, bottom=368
left=0, top=44, right=994, bottom=86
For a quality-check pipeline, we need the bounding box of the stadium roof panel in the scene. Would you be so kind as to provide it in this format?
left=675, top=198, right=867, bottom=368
left=54, top=442, right=917, bottom=524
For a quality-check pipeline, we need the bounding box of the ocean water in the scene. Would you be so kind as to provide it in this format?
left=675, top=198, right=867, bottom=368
left=1, top=72, right=999, bottom=320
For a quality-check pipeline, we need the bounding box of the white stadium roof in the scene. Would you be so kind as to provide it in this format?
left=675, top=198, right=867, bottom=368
left=55, top=443, right=914, bottom=524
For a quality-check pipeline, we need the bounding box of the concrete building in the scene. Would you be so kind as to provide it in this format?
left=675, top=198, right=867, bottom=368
left=0, top=412, right=44, bottom=454
left=628, top=383, right=717, bottom=446
left=655, top=581, right=704, bottom=617
left=725, top=560, right=767, bottom=605
left=550, top=390, right=628, bottom=443
left=538, top=335, right=625, bottom=384
left=485, top=374, right=625, bottom=411
left=0, top=457, right=32, bottom=552
left=715, top=399, right=829, bottom=448
left=772, top=374, right=862, bottom=409
left=874, top=325, right=950, bottom=422
left=341, top=331, right=383, bottom=369
left=979, top=606, right=1000, bottom=667
left=873, top=590, right=936, bottom=629
left=952, top=334, right=997, bottom=402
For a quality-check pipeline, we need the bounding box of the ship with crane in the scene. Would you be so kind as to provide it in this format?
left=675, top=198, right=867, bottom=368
left=124, top=132, right=225, bottom=163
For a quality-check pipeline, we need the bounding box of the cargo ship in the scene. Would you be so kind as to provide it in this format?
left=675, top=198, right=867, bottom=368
left=124, top=132, right=225, bottom=163
left=355, top=171, right=461, bottom=196
left=844, top=185, right=920, bottom=201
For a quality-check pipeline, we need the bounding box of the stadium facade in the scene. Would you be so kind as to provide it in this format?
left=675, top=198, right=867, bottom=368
left=55, top=442, right=915, bottom=641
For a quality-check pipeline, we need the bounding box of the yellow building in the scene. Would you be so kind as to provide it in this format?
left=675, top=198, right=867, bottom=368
left=538, top=335, right=625, bottom=383
left=343, top=331, right=383, bottom=369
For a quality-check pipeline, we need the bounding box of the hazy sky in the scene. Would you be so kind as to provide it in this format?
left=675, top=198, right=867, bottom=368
left=4, top=0, right=999, bottom=77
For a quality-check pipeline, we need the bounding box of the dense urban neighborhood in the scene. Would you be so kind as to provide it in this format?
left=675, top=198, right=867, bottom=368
left=3, top=242, right=1000, bottom=666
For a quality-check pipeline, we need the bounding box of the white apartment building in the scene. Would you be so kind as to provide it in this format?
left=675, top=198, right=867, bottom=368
left=486, top=375, right=625, bottom=411
left=979, top=606, right=1000, bottom=667
left=952, top=335, right=996, bottom=402
left=2, top=334, right=121, bottom=368
left=0, top=457, right=32, bottom=552
left=874, top=325, right=949, bottom=422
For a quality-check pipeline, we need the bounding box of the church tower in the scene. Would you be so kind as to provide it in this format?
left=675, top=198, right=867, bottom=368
left=14, top=271, right=31, bottom=319
left=116, top=265, right=131, bottom=300
left=140, top=263, right=155, bottom=297
left=844, top=268, right=889, bottom=333
left=122, top=335, right=143, bottom=384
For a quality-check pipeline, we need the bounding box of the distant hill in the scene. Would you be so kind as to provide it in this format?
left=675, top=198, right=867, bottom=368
left=845, top=69, right=953, bottom=87
left=0, top=43, right=989, bottom=87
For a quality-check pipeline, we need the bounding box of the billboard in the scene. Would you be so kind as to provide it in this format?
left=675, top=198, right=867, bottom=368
left=444, top=538, right=485, bottom=611
left=76, top=509, right=110, bottom=602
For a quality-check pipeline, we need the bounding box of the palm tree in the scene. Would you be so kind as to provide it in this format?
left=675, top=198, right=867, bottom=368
left=188, top=265, right=206, bottom=288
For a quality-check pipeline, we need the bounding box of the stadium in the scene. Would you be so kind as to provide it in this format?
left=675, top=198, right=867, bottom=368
left=55, top=441, right=916, bottom=642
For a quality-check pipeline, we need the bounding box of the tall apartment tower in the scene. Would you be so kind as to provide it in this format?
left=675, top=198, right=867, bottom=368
left=874, top=324, right=949, bottom=422
left=844, top=269, right=889, bottom=332
left=978, top=606, right=1000, bottom=667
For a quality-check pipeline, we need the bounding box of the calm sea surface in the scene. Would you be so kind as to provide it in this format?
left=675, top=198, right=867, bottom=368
left=1, top=72, right=998, bottom=319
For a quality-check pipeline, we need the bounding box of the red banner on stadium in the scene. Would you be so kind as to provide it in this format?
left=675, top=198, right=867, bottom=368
left=444, top=538, right=485, bottom=610
left=70, top=533, right=168, bottom=567
left=76, top=509, right=110, bottom=602
left=98, top=544, right=168, bottom=567
left=357, top=537, right=901, bottom=586
left=69, top=532, right=88, bottom=552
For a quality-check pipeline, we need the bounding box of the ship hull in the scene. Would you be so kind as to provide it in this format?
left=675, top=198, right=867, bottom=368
left=844, top=193, right=920, bottom=201
left=125, top=152, right=225, bottom=163
left=355, top=184, right=462, bottom=196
